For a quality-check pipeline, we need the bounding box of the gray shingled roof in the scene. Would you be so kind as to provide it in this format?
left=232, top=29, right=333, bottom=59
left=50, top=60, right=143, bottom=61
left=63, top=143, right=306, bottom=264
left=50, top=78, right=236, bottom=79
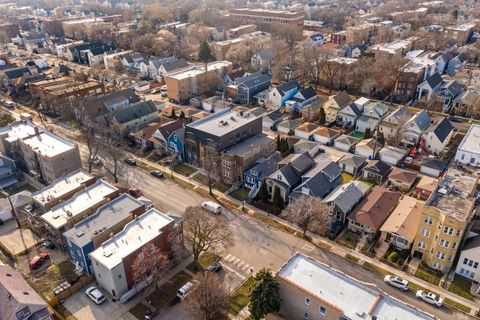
left=339, top=154, right=367, bottom=168
left=431, top=118, right=454, bottom=143
left=113, top=100, right=158, bottom=124
left=323, top=181, right=369, bottom=214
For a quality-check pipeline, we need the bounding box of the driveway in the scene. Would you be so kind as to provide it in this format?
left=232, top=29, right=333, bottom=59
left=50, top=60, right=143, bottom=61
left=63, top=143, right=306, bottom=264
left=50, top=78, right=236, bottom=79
left=63, top=282, right=139, bottom=320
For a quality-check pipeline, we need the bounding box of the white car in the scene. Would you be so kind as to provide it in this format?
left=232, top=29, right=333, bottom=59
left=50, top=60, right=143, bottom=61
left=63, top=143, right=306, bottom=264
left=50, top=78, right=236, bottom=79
left=416, top=290, right=443, bottom=307
left=86, top=286, right=106, bottom=304
left=384, top=275, right=409, bottom=291
left=177, top=281, right=195, bottom=300
left=201, top=201, right=221, bottom=214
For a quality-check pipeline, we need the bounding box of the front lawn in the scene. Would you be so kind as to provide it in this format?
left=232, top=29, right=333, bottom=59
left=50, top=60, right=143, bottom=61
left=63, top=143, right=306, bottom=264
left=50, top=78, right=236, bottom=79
left=229, top=277, right=254, bottom=315
left=414, top=264, right=441, bottom=285
left=192, top=173, right=231, bottom=192
left=230, top=187, right=250, bottom=202
left=358, top=178, right=376, bottom=187
left=342, top=172, right=355, bottom=183
left=349, top=131, right=365, bottom=139
left=448, top=275, right=475, bottom=301
left=173, top=163, right=197, bottom=177
left=336, top=231, right=360, bottom=249
left=149, top=271, right=192, bottom=309
left=186, top=251, right=219, bottom=273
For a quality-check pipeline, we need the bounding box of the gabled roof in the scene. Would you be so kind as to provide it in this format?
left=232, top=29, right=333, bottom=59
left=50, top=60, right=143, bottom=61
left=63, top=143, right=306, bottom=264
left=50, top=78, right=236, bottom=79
left=440, top=80, right=464, bottom=97
left=151, top=56, right=177, bottom=68
left=429, top=117, right=454, bottom=143
left=275, top=80, right=301, bottom=96
left=237, top=71, right=272, bottom=88
left=323, top=181, right=369, bottom=214
left=340, top=103, right=362, bottom=117
left=295, top=122, right=318, bottom=133
left=331, top=91, right=351, bottom=108
left=339, top=154, right=367, bottom=168
left=297, top=86, right=317, bottom=100
left=348, top=186, right=401, bottom=230
left=363, top=160, right=392, bottom=177
left=421, top=158, right=446, bottom=171
left=226, top=69, right=245, bottom=80
left=248, top=152, right=282, bottom=179
left=411, top=110, right=432, bottom=131
left=255, top=48, right=274, bottom=60
left=113, top=100, right=158, bottom=124
left=463, top=235, right=480, bottom=251
left=155, top=119, right=186, bottom=140
left=356, top=138, right=382, bottom=152
left=388, top=167, right=417, bottom=185
left=335, top=134, right=360, bottom=146
left=162, top=58, right=189, bottom=72
left=4, top=67, right=31, bottom=79
left=311, top=127, right=341, bottom=139
left=291, top=162, right=342, bottom=199
left=423, top=73, right=443, bottom=89
left=380, top=196, right=423, bottom=242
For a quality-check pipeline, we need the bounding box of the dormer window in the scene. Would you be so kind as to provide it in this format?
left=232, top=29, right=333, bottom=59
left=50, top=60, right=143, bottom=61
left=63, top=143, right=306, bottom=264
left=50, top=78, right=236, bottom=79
left=277, top=174, right=282, bottom=180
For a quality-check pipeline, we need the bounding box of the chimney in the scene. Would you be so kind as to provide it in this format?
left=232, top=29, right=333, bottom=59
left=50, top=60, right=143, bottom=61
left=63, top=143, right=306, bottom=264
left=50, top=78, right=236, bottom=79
left=34, top=127, right=40, bottom=135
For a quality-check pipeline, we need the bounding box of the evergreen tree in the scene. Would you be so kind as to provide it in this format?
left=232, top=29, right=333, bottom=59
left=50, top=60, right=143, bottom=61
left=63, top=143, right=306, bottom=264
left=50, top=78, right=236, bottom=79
left=276, top=134, right=281, bottom=151
left=272, top=186, right=284, bottom=211
left=258, top=180, right=269, bottom=202
left=179, top=110, right=186, bottom=119
left=171, top=108, right=177, bottom=119
left=377, top=131, right=385, bottom=146
left=198, top=41, right=212, bottom=62
left=249, top=269, right=281, bottom=320
left=364, top=127, right=372, bottom=139
left=319, top=107, right=326, bottom=124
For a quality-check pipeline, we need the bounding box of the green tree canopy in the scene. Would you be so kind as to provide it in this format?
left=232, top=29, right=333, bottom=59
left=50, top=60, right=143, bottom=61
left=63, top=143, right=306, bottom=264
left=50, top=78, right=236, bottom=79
left=249, top=269, right=281, bottom=320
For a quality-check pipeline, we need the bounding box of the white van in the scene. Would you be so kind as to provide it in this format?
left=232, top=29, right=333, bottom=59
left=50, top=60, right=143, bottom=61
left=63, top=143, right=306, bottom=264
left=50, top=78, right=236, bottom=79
left=177, top=281, right=195, bottom=300
left=201, top=201, right=221, bottom=214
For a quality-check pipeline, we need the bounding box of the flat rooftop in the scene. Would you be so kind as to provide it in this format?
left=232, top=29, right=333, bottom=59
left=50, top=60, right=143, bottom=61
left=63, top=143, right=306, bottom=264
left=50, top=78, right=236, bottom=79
left=168, top=61, right=231, bottom=80
left=89, top=208, right=173, bottom=269
left=0, top=121, right=37, bottom=142
left=427, top=168, right=477, bottom=221
left=223, top=133, right=272, bottom=156
left=21, top=130, right=76, bottom=158
left=278, top=253, right=436, bottom=320
left=32, top=170, right=94, bottom=207
left=64, top=193, right=145, bottom=247
left=41, top=180, right=118, bottom=229
left=230, top=8, right=305, bottom=18
left=458, top=124, right=480, bottom=154
left=187, top=108, right=258, bottom=137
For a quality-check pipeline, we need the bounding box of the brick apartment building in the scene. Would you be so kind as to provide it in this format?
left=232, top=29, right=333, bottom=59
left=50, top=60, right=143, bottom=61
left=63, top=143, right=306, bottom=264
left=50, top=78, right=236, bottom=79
left=229, top=8, right=304, bottom=31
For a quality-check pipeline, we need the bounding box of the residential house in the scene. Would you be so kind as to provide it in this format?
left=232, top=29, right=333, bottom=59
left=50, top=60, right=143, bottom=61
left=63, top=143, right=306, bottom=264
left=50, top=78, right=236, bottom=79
left=141, top=56, right=176, bottom=79
left=322, top=91, right=351, bottom=124
left=276, top=253, right=436, bottom=320
left=3, top=66, right=36, bottom=89
left=337, top=102, right=362, bottom=128
left=185, top=108, right=261, bottom=165
left=347, top=186, right=401, bottom=238
left=148, top=120, right=186, bottom=156
left=40, top=180, right=119, bottom=249
left=110, top=101, right=160, bottom=136
left=294, top=122, right=318, bottom=140
left=455, top=124, right=480, bottom=166
left=300, top=99, right=325, bottom=122
left=0, top=155, right=18, bottom=190
left=379, top=105, right=412, bottom=142
left=416, top=73, right=444, bottom=101
left=379, top=145, right=407, bottom=166
left=340, top=43, right=362, bottom=58
left=268, top=81, right=301, bottom=109
left=262, top=109, right=285, bottom=130
left=0, top=121, right=82, bottom=184
left=0, top=264, right=53, bottom=320
left=293, top=140, right=320, bottom=156
left=244, top=152, right=282, bottom=193
left=420, top=158, right=446, bottom=178
left=122, top=53, right=147, bottom=71
left=277, top=119, right=302, bottom=135
left=235, top=72, right=272, bottom=104
left=387, top=167, right=418, bottom=192
left=265, top=152, right=315, bottom=203
left=394, top=63, right=426, bottom=103
left=412, top=169, right=478, bottom=272
left=311, top=127, right=340, bottom=146
left=338, top=154, right=367, bottom=176
left=380, top=196, right=424, bottom=250
left=251, top=48, right=274, bottom=71
left=155, top=59, right=190, bottom=82
left=334, top=134, right=360, bottom=152
left=323, top=181, right=370, bottom=225
left=401, top=110, right=432, bottom=147
left=425, top=118, right=454, bottom=155
left=0, top=191, right=32, bottom=223
left=90, top=208, right=183, bottom=300
left=362, top=160, right=392, bottom=184
left=355, top=138, right=382, bottom=160
left=289, top=161, right=343, bottom=202
left=284, top=87, right=317, bottom=113
left=132, top=122, right=163, bottom=149
left=437, top=80, right=464, bottom=111
left=307, top=33, right=324, bottom=46
left=64, top=194, right=146, bottom=274
left=446, top=53, right=467, bottom=76
left=355, top=101, right=389, bottom=133
left=453, top=87, right=480, bottom=117
left=444, top=24, right=474, bottom=45
left=413, top=175, right=438, bottom=200
left=455, top=236, right=480, bottom=283
left=221, top=134, right=274, bottom=184
left=223, top=69, right=245, bottom=85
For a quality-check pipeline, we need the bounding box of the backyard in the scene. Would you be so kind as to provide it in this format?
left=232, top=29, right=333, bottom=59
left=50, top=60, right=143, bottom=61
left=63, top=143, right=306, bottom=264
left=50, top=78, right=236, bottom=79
left=349, top=131, right=365, bottom=139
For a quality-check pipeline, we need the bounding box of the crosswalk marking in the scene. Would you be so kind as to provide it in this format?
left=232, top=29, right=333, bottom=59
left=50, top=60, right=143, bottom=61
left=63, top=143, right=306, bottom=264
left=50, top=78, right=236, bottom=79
left=222, top=253, right=253, bottom=275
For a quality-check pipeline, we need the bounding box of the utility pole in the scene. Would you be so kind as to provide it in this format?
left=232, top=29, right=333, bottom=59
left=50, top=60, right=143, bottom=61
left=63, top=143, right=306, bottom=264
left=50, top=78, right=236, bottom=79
left=0, top=188, right=21, bottom=228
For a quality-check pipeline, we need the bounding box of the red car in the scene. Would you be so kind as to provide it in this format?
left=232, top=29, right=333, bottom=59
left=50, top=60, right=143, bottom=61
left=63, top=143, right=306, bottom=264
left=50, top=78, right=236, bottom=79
left=128, top=187, right=144, bottom=198
left=29, top=252, right=50, bottom=269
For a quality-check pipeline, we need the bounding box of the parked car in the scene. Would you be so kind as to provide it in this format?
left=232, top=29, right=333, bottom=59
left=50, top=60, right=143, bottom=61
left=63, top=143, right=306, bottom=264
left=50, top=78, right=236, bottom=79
left=416, top=290, right=443, bottom=307
left=151, top=89, right=160, bottom=94
left=150, top=170, right=164, bottom=179
left=92, top=157, right=102, bottom=166
left=448, top=116, right=462, bottom=123
left=124, top=158, right=137, bottom=166
left=43, top=240, right=56, bottom=250
left=86, top=286, right=106, bottom=304
left=128, top=187, right=144, bottom=198
left=206, top=262, right=222, bottom=273
left=201, top=201, right=221, bottom=214
left=29, top=252, right=50, bottom=269
left=177, top=281, right=195, bottom=300
left=4, top=100, right=15, bottom=108
left=384, top=275, right=409, bottom=291
left=161, top=92, right=168, bottom=97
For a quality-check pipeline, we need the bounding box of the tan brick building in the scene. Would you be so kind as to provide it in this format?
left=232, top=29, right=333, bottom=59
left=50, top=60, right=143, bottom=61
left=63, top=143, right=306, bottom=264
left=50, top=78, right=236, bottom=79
left=229, top=8, right=304, bottom=31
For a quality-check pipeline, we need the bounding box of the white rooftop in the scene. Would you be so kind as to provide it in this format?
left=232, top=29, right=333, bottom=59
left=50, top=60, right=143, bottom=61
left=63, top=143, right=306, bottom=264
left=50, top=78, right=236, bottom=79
left=41, top=180, right=117, bottom=229
left=447, top=24, right=475, bottom=31
left=89, top=208, right=173, bottom=269
left=22, top=130, right=76, bottom=158
left=278, top=253, right=436, bottom=320
left=458, top=124, right=480, bottom=154
left=33, top=170, right=94, bottom=206
left=187, top=108, right=258, bottom=137
left=0, top=121, right=37, bottom=142
left=168, top=61, right=231, bottom=80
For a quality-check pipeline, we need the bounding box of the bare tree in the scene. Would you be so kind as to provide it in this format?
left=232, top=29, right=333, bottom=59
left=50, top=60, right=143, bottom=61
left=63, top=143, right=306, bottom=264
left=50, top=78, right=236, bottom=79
left=186, top=273, right=228, bottom=320
left=202, top=150, right=220, bottom=196
left=184, top=206, right=233, bottom=271
left=282, top=195, right=332, bottom=237
left=131, top=244, right=170, bottom=297
left=76, top=102, right=100, bottom=173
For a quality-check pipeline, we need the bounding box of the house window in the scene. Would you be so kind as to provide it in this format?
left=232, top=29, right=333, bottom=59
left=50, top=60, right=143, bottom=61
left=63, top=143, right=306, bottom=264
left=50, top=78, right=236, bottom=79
left=418, top=241, right=426, bottom=249
left=303, top=312, right=309, bottom=320
left=468, top=260, right=474, bottom=267
left=304, top=297, right=310, bottom=305
left=224, top=171, right=231, bottom=178
left=439, top=239, right=450, bottom=248
left=319, top=307, right=326, bottom=317
left=424, top=216, right=433, bottom=225
left=443, top=226, right=454, bottom=235
left=435, top=251, right=446, bottom=260
left=421, top=229, right=430, bottom=237
left=474, top=262, right=479, bottom=269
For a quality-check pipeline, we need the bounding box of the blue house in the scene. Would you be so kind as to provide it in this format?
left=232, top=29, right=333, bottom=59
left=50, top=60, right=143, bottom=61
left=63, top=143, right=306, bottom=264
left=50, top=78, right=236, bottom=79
left=244, top=152, right=282, bottom=197
left=446, top=53, right=467, bottom=76
left=167, top=127, right=186, bottom=161
left=63, top=194, right=146, bottom=274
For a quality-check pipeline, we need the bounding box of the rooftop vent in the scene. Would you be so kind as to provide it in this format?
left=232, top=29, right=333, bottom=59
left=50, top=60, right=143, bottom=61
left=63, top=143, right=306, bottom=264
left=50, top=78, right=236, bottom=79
left=438, top=188, right=447, bottom=195
left=76, top=231, right=85, bottom=238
